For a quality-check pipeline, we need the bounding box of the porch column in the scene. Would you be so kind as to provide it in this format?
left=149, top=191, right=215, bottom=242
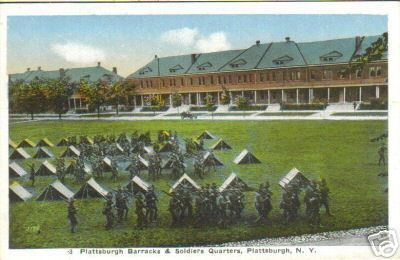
left=376, top=86, right=380, bottom=99
left=197, top=93, right=200, bottom=105
left=268, top=90, right=271, bottom=104
left=133, top=96, right=137, bottom=107
left=188, top=93, right=192, bottom=105
left=169, top=95, right=172, bottom=106
left=308, top=89, right=311, bottom=104
left=343, top=87, right=346, bottom=103
left=73, top=98, right=77, bottom=109
left=359, top=87, right=362, bottom=102
left=296, top=89, right=299, bottom=104
left=68, top=99, right=71, bottom=110
left=229, top=92, right=233, bottom=105
left=241, top=91, right=244, bottom=97
left=141, top=95, right=144, bottom=106
left=254, top=90, right=257, bottom=104
left=217, top=92, right=220, bottom=105
left=281, top=89, right=284, bottom=102
left=327, top=88, right=330, bottom=103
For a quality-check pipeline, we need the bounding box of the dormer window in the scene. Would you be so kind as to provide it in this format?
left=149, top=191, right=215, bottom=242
left=197, top=62, right=212, bottom=71
left=169, top=64, right=183, bottom=73
left=139, top=67, right=152, bottom=75
left=320, top=51, right=343, bottom=63
left=273, top=55, right=293, bottom=66
left=230, top=59, right=247, bottom=68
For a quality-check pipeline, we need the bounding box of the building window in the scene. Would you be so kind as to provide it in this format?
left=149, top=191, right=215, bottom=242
left=217, top=76, right=221, bottom=84
left=376, top=66, right=382, bottom=77
left=150, top=81, right=153, bottom=88
left=338, top=69, right=346, bottom=79
left=260, top=73, right=265, bottom=82
left=356, top=69, right=362, bottom=78
left=140, top=81, right=144, bottom=88
left=310, top=70, right=317, bottom=80
left=271, top=72, right=276, bottom=81
left=238, top=75, right=242, bottom=83
left=229, top=75, right=232, bottom=83
left=243, top=75, right=248, bottom=83
left=369, top=67, right=376, bottom=77
left=181, top=78, right=184, bottom=86
left=322, top=70, right=332, bottom=80
left=190, top=78, right=193, bottom=85
left=223, top=76, right=227, bottom=84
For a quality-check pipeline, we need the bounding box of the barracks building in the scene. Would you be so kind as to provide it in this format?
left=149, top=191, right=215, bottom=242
left=126, top=35, right=387, bottom=108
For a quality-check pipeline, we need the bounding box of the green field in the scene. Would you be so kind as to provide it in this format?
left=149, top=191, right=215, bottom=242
left=9, top=120, right=388, bottom=248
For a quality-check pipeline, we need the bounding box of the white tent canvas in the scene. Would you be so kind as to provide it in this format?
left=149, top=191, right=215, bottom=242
left=138, top=155, right=149, bottom=169
left=126, top=176, right=150, bottom=194
left=33, top=147, right=54, bottom=158
left=198, top=130, right=216, bottom=140
left=279, top=168, right=311, bottom=189
left=203, top=151, right=224, bottom=166
left=169, top=173, right=201, bottom=193
left=75, top=178, right=109, bottom=198
left=61, top=145, right=81, bottom=157
left=233, top=149, right=261, bottom=164
left=9, top=148, right=31, bottom=160
left=36, top=160, right=57, bottom=176
left=37, top=180, right=74, bottom=201
left=10, top=182, right=33, bottom=202
left=211, top=139, right=232, bottom=151
left=219, top=173, right=248, bottom=192
left=9, top=161, right=28, bottom=178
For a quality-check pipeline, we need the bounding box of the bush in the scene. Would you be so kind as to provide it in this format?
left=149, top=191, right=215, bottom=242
left=140, top=106, right=169, bottom=112
left=74, top=108, right=89, bottom=114
left=359, top=99, right=388, bottom=110
left=229, top=105, right=268, bottom=111
left=190, top=106, right=217, bottom=112
left=281, top=103, right=327, bottom=110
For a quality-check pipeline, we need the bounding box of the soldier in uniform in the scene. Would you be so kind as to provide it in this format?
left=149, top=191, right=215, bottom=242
left=111, top=167, right=118, bottom=182
left=181, top=189, right=193, bottom=220
left=169, top=190, right=183, bottom=226
left=145, top=185, right=158, bottom=223
left=378, top=144, right=386, bottom=166
left=318, top=178, right=332, bottom=216
left=116, top=187, right=129, bottom=222
left=102, top=194, right=115, bottom=229
left=67, top=198, right=78, bottom=233
left=135, top=194, right=146, bottom=228
left=304, top=182, right=321, bottom=227
left=216, top=191, right=229, bottom=226
left=255, top=184, right=273, bottom=224
left=29, top=163, right=35, bottom=186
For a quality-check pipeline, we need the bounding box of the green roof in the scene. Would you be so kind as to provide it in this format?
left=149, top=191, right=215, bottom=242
left=9, top=65, right=123, bottom=84
left=127, top=34, right=387, bottom=79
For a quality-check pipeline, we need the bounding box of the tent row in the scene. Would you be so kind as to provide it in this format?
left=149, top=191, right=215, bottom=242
left=9, top=137, right=95, bottom=149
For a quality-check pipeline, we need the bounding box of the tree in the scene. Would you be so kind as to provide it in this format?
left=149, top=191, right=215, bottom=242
left=235, top=95, right=249, bottom=117
left=106, top=80, right=136, bottom=116
left=171, top=92, right=182, bottom=113
left=11, top=78, right=47, bottom=120
left=345, top=32, right=388, bottom=75
left=204, top=94, right=216, bottom=119
left=43, top=77, right=73, bottom=119
left=79, top=79, right=108, bottom=119
left=220, top=86, right=231, bottom=105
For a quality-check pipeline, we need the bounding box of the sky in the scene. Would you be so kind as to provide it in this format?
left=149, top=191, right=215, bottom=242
left=7, top=15, right=387, bottom=77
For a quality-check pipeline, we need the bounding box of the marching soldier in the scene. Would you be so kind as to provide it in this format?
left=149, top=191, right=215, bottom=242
left=318, top=178, right=332, bottom=216
left=255, top=184, right=272, bottom=224
left=169, top=191, right=183, bottom=226
left=145, top=185, right=158, bottom=223
left=102, top=195, right=115, bottom=229
left=116, top=187, right=129, bottom=222
left=67, top=198, right=78, bottom=233
left=135, top=194, right=146, bottom=228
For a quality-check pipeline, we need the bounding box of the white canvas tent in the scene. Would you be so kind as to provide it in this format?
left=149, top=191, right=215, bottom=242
left=61, top=145, right=81, bottom=158
left=169, top=173, right=201, bottom=193
left=197, top=130, right=216, bottom=140
left=17, top=138, right=36, bottom=148
left=211, top=139, right=232, bottom=151
left=57, top=138, right=69, bottom=146
left=9, top=182, right=33, bottom=202
left=33, top=147, right=54, bottom=159
left=233, top=149, right=261, bottom=164
left=203, top=151, right=224, bottom=166
left=138, top=155, right=149, bottom=169
left=9, top=148, right=31, bottom=160
left=102, top=157, right=114, bottom=172
left=9, top=161, right=28, bottom=178
left=219, top=173, right=249, bottom=192
left=279, top=168, right=311, bottom=189
left=37, top=180, right=74, bottom=201
left=158, top=142, right=174, bottom=153
left=35, top=160, right=57, bottom=176
left=9, top=139, right=17, bottom=149
left=36, top=138, right=54, bottom=147
left=74, top=178, right=109, bottom=199
left=125, top=176, right=150, bottom=194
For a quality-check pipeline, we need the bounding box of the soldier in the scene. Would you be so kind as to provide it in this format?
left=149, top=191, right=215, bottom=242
left=255, top=185, right=273, bottom=224
left=56, top=157, right=66, bottom=182
left=135, top=194, right=146, bottom=228
left=318, top=178, right=332, bottom=216
left=29, top=163, right=35, bottom=187
left=169, top=191, right=183, bottom=226
left=378, top=144, right=386, bottom=166
left=67, top=198, right=78, bottom=233
left=228, top=189, right=244, bottom=223
left=155, top=154, right=162, bottom=178
left=216, top=191, right=229, bottom=226
left=115, top=187, right=128, bottom=222
left=145, top=185, right=158, bottom=223
left=111, top=167, right=118, bottom=182
left=181, top=189, right=193, bottom=220
left=304, top=184, right=321, bottom=227
left=102, top=195, right=115, bottom=229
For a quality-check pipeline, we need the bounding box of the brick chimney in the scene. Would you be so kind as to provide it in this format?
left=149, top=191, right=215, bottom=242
left=97, top=62, right=101, bottom=67
left=112, top=67, right=117, bottom=74
left=256, top=40, right=260, bottom=46
left=26, top=68, right=30, bottom=72
left=191, top=54, right=198, bottom=64
left=59, top=68, right=65, bottom=78
left=285, top=37, right=291, bottom=43
left=155, top=54, right=158, bottom=59
left=37, top=66, right=41, bottom=71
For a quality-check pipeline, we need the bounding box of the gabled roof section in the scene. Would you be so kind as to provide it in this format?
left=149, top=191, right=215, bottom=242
left=220, top=43, right=271, bottom=72
left=257, top=41, right=306, bottom=69
left=297, top=37, right=356, bottom=65
left=186, top=49, right=244, bottom=74
left=169, top=64, right=184, bottom=72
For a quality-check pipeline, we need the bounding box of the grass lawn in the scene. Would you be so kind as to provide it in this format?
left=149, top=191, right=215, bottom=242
left=331, top=112, right=388, bottom=117
left=257, top=112, right=316, bottom=116
left=9, top=120, right=388, bottom=248
left=212, top=113, right=255, bottom=116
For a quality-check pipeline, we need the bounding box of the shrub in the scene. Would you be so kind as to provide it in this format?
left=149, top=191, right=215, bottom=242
left=229, top=105, right=267, bottom=111
left=281, top=103, right=327, bottom=110
left=190, top=106, right=217, bottom=112
left=359, top=99, right=388, bottom=110
left=140, top=106, right=169, bottom=112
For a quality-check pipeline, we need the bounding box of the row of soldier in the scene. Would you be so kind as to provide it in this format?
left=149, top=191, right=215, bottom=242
left=67, top=177, right=331, bottom=232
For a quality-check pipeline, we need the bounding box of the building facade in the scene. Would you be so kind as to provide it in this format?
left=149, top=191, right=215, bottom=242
left=126, top=35, right=387, bottom=108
